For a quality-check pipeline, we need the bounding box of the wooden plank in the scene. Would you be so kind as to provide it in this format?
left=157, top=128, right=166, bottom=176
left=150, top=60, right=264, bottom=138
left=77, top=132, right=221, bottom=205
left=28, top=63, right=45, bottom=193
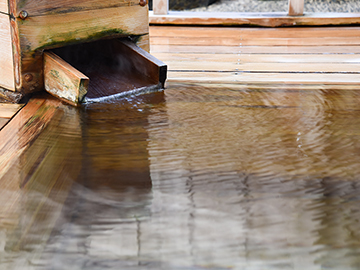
left=153, top=0, right=168, bottom=15
left=150, top=36, right=360, bottom=47
left=151, top=45, right=360, bottom=54
left=288, top=0, right=304, bottom=16
left=149, top=11, right=360, bottom=27
left=150, top=26, right=360, bottom=39
left=44, top=52, right=89, bottom=106
left=164, top=61, right=360, bottom=73
left=14, top=5, right=149, bottom=94
left=166, top=71, right=360, bottom=85
left=0, top=103, right=23, bottom=118
left=0, top=118, right=8, bottom=130
left=0, top=0, right=7, bottom=13
left=13, top=0, right=142, bottom=16
left=152, top=53, right=360, bottom=64
left=0, top=13, right=14, bottom=91
left=115, top=39, right=167, bottom=88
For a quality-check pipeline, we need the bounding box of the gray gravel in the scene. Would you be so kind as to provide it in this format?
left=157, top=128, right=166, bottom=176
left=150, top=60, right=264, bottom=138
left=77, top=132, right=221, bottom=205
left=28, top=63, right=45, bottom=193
left=190, top=0, right=360, bottom=13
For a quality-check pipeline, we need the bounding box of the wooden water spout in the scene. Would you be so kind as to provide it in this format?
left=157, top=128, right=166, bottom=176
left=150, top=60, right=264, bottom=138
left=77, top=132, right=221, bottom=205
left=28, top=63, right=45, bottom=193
left=0, top=0, right=167, bottom=105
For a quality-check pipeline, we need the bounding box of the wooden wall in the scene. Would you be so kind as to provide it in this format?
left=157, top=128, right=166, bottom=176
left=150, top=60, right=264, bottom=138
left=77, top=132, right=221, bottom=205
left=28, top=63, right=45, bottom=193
left=0, top=13, right=15, bottom=91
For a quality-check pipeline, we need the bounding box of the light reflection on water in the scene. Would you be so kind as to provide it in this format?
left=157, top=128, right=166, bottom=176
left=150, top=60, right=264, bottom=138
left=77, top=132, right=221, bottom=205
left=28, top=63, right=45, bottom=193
left=1, top=83, right=360, bottom=269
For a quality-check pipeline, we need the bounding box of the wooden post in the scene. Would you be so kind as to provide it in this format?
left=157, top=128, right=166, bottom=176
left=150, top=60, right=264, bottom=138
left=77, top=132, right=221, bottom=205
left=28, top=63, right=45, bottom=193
left=288, top=0, right=304, bottom=16
left=153, top=0, right=168, bottom=15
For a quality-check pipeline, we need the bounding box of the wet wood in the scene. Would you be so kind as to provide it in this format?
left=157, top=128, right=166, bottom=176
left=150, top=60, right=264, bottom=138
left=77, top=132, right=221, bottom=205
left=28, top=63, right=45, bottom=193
left=50, top=38, right=166, bottom=101
left=149, top=11, right=360, bottom=27
left=0, top=13, right=15, bottom=91
left=0, top=0, right=7, bottom=13
left=288, top=0, right=304, bottom=16
left=11, top=4, right=149, bottom=94
left=0, top=95, right=82, bottom=253
left=116, top=39, right=167, bottom=88
left=44, top=52, right=89, bottom=106
left=166, top=71, right=360, bottom=85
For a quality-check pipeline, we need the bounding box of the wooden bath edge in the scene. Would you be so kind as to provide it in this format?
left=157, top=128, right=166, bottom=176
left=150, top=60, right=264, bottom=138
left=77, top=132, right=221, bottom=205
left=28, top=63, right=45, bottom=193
left=149, top=11, right=360, bottom=27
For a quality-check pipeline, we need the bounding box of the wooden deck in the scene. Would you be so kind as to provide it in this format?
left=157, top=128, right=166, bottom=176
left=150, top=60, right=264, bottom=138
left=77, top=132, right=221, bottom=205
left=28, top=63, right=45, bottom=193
left=150, top=25, right=360, bottom=88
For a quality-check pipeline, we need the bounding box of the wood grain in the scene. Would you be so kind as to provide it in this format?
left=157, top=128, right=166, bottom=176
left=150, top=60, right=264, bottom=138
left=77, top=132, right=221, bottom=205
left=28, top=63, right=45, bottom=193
left=150, top=26, right=360, bottom=39
left=149, top=11, right=360, bottom=27
left=14, top=5, right=149, bottom=94
left=149, top=25, right=360, bottom=87
left=0, top=0, right=8, bottom=13
left=288, top=0, right=304, bottom=16
left=116, top=39, right=167, bottom=87
left=0, top=103, right=23, bottom=119
left=0, top=13, right=15, bottom=91
left=44, top=52, right=89, bottom=105
left=13, top=0, right=142, bottom=16
left=166, top=71, right=360, bottom=85
left=150, top=36, right=360, bottom=46
left=151, top=45, right=360, bottom=54
left=0, top=118, right=8, bottom=130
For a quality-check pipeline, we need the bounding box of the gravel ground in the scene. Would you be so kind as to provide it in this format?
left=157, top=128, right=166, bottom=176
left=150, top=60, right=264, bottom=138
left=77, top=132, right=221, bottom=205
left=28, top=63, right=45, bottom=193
left=190, top=0, right=360, bottom=13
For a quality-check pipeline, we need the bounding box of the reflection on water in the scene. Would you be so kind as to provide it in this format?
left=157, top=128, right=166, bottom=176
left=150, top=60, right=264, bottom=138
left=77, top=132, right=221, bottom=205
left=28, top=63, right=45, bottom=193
left=1, top=83, right=360, bottom=269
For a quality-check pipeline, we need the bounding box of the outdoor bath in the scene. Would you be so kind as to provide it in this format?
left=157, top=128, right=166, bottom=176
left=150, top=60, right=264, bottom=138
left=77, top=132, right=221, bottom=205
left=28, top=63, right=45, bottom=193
left=1, top=81, right=360, bottom=269
left=1, top=0, right=360, bottom=268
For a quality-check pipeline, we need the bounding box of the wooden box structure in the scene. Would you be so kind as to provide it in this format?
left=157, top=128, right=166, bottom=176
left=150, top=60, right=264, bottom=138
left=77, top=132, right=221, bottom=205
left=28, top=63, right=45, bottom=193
left=0, top=0, right=166, bottom=105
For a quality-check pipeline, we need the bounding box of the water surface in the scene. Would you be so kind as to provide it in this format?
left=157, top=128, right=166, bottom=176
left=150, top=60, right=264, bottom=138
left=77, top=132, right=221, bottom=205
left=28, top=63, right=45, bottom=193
left=1, top=83, right=360, bottom=269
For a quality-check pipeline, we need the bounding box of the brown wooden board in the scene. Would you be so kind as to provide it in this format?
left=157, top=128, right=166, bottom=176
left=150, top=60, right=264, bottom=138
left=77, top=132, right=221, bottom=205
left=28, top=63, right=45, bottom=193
left=10, top=4, right=149, bottom=94
left=149, top=11, right=360, bottom=27
left=0, top=13, right=15, bottom=91
left=44, top=52, right=89, bottom=105
left=12, top=0, right=142, bottom=16
left=150, top=26, right=360, bottom=39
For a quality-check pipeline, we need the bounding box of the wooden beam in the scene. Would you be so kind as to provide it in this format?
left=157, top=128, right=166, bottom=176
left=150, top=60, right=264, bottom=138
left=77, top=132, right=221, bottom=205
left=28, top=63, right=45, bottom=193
left=11, top=0, right=141, bottom=17
left=288, top=0, right=304, bottom=16
left=153, top=0, right=168, bottom=15
left=0, top=13, right=15, bottom=91
left=149, top=11, right=360, bottom=27
left=44, top=52, right=89, bottom=106
left=0, top=0, right=8, bottom=14
left=116, top=39, right=167, bottom=88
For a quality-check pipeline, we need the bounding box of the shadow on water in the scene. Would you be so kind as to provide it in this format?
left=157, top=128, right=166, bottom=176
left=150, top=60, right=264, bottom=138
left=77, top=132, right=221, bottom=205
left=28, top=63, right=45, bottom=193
left=1, top=83, right=360, bottom=269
